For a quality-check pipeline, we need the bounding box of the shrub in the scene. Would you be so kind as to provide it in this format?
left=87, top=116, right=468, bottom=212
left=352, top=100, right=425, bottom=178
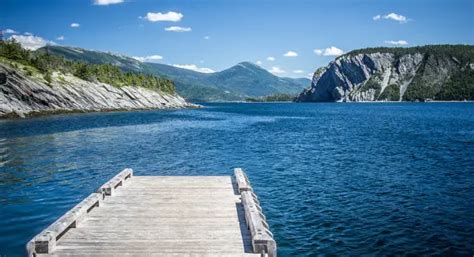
left=379, top=84, right=400, bottom=101
left=44, top=71, right=52, bottom=85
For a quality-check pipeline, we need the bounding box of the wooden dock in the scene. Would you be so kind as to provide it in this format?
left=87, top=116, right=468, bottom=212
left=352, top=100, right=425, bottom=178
left=26, top=168, right=276, bottom=257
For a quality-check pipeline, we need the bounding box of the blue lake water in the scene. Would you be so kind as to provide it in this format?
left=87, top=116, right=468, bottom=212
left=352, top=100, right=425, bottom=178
left=0, top=103, right=473, bottom=256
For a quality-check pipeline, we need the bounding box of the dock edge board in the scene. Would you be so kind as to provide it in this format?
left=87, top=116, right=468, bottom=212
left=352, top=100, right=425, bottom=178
left=26, top=168, right=277, bottom=257
left=234, top=168, right=277, bottom=257
left=26, top=168, right=133, bottom=256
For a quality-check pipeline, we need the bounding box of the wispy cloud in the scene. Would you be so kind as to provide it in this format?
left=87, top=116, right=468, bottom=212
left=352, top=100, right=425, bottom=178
left=284, top=51, right=298, bottom=57
left=164, top=26, right=191, bottom=32
left=173, top=64, right=214, bottom=73
left=132, top=55, right=164, bottom=62
left=373, top=13, right=408, bottom=23
left=269, top=66, right=285, bottom=74
left=144, top=11, right=183, bottom=22
left=8, top=35, right=55, bottom=50
left=267, top=56, right=275, bottom=61
left=314, top=46, right=344, bottom=56
left=204, top=36, right=210, bottom=40
left=256, top=60, right=262, bottom=65
left=56, top=36, right=65, bottom=41
left=2, top=29, right=17, bottom=34
left=293, top=70, right=304, bottom=74
left=93, top=0, right=123, bottom=5
left=70, top=23, right=80, bottom=28
left=384, top=40, right=408, bottom=45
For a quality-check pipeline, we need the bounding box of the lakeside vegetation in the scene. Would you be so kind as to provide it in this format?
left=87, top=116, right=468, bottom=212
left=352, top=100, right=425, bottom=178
left=245, top=93, right=296, bottom=102
left=0, top=40, right=175, bottom=94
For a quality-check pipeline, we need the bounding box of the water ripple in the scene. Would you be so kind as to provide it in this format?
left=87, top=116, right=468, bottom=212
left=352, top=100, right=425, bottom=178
left=0, top=103, right=473, bottom=256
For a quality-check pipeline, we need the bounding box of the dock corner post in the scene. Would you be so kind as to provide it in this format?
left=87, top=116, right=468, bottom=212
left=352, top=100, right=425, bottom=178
left=32, top=231, right=56, bottom=255
left=26, top=240, right=36, bottom=257
left=269, top=240, right=277, bottom=257
left=256, top=238, right=277, bottom=257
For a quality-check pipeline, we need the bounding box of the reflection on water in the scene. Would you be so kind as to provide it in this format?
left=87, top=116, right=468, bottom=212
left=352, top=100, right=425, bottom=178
left=0, top=103, right=473, bottom=256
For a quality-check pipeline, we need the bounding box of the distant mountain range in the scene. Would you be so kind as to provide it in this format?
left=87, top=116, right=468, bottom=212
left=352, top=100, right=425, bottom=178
left=38, top=46, right=310, bottom=102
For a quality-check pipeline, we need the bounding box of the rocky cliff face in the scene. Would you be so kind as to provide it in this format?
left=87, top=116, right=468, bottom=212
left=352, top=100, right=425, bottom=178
left=297, top=45, right=474, bottom=102
left=0, top=63, right=196, bottom=118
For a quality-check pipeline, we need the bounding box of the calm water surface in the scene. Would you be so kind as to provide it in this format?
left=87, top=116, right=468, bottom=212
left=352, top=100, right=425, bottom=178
left=0, top=103, right=473, bottom=256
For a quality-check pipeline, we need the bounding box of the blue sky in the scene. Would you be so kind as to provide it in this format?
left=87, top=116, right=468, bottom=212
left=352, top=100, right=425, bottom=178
left=1, top=0, right=473, bottom=78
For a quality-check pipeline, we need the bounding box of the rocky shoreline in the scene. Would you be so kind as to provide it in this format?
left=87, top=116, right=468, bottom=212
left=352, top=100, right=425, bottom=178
left=0, top=63, right=198, bottom=119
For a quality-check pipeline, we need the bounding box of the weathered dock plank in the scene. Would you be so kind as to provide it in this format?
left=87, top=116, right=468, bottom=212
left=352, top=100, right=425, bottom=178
left=27, top=168, right=276, bottom=257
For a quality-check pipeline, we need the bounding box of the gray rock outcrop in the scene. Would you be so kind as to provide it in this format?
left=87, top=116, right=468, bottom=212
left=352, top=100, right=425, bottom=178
left=0, top=63, right=196, bottom=118
left=297, top=45, right=474, bottom=102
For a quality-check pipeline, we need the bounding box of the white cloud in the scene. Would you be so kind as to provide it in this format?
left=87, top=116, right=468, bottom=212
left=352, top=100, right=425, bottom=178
left=164, top=26, right=191, bottom=32
left=269, top=66, right=285, bottom=74
left=172, top=64, right=215, bottom=73
left=8, top=35, right=55, bottom=50
left=374, top=13, right=408, bottom=23
left=293, top=70, right=304, bottom=74
left=267, top=56, right=275, bottom=61
left=384, top=40, right=408, bottom=45
left=70, top=23, right=80, bottom=28
left=284, top=51, right=298, bottom=57
left=204, top=36, right=210, bottom=40
left=56, top=36, right=65, bottom=41
left=307, top=73, right=314, bottom=79
left=24, top=32, right=33, bottom=36
left=93, top=0, right=123, bottom=5
left=313, top=46, right=344, bottom=56
left=384, top=13, right=408, bottom=23
left=132, top=55, right=164, bottom=62
left=144, top=11, right=183, bottom=22
left=256, top=60, right=262, bottom=65
left=2, top=29, right=17, bottom=34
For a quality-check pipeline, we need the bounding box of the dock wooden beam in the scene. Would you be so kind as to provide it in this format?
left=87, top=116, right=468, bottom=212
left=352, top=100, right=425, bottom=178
left=26, top=190, right=103, bottom=254
left=26, top=169, right=132, bottom=256
left=235, top=168, right=277, bottom=257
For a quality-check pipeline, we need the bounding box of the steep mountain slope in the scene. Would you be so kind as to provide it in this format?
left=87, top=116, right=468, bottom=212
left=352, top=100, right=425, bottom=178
left=39, top=46, right=310, bottom=101
left=297, top=45, right=474, bottom=102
